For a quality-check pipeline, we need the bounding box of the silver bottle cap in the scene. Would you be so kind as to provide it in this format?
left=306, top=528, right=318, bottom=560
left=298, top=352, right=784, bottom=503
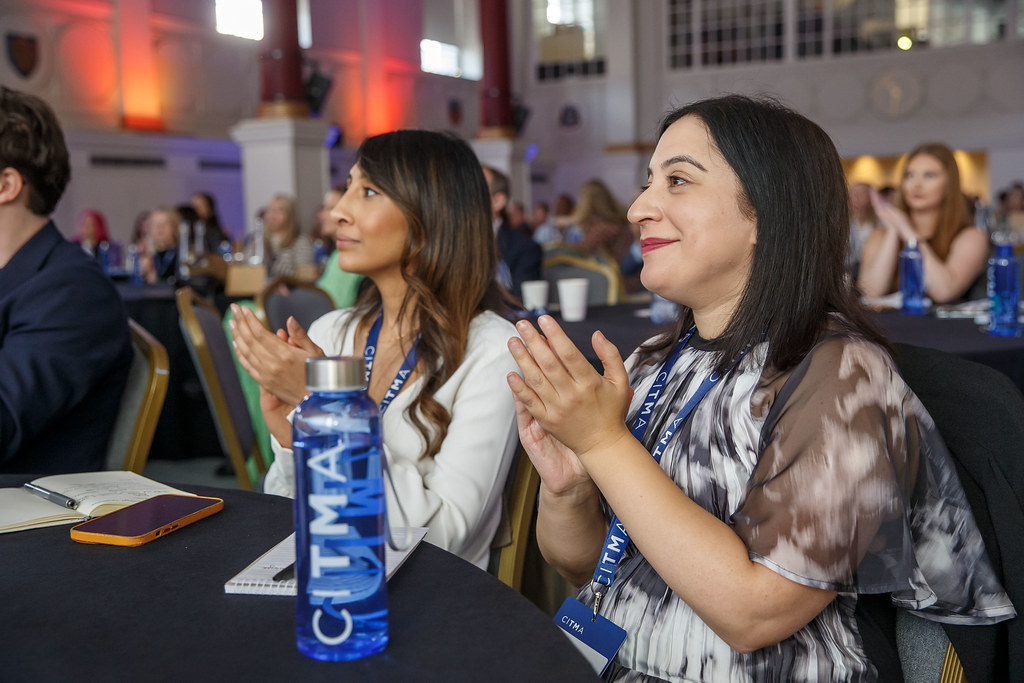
left=305, top=357, right=366, bottom=392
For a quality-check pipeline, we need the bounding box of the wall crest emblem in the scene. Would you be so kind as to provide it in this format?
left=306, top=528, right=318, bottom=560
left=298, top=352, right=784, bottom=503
left=6, top=32, right=38, bottom=78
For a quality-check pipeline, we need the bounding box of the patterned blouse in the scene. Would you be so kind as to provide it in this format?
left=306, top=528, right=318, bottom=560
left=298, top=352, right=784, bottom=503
left=582, top=329, right=1015, bottom=682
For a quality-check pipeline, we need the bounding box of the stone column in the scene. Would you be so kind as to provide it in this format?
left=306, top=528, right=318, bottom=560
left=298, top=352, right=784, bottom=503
left=229, top=118, right=327, bottom=239
left=259, top=0, right=309, bottom=118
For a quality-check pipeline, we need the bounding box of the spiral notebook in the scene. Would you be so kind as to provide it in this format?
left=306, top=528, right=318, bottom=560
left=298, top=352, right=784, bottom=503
left=224, top=527, right=428, bottom=596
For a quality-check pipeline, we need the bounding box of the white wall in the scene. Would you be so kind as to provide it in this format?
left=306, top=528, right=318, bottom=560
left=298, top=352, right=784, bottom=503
left=513, top=1, right=1024, bottom=206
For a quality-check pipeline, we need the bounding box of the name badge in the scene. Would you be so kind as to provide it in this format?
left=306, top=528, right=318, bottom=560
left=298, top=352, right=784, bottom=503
left=553, top=597, right=626, bottom=675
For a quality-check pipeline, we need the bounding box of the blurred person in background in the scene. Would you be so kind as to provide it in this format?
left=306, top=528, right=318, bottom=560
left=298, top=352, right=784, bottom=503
left=139, top=206, right=181, bottom=283
left=262, top=193, right=314, bottom=278
left=858, top=143, right=987, bottom=303
left=847, top=182, right=877, bottom=278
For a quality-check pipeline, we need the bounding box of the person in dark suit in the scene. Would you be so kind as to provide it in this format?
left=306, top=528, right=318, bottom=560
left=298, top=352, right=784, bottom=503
left=482, top=165, right=542, bottom=298
left=0, top=86, right=132, bottom=474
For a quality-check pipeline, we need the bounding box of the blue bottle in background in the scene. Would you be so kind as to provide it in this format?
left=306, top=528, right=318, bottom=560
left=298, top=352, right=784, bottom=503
left=987, top=237, right=1022, bottom=337
left=98, top=241, right=111, bottom=275
left=126, top=244, right=143, bottom=286
left=292, top=357, right=387, bottom=662
left=650, top=293, right=679, bottom=324
left=899, top=239, right=926, bottom=315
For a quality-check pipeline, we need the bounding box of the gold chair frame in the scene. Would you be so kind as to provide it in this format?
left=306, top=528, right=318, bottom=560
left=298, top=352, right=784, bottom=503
left=542, top=252, right=625, bottom=306
left=176, top=287, right=266, bottom=490
left=108, top=319, right=169, bottom=474
left=495, top=450, right=541, bottom=592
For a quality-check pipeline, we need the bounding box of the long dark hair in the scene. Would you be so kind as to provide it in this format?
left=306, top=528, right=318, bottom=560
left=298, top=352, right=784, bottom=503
left=640, top=95, right=889, bottom=373
left=347, top=130, right=509, bottom=458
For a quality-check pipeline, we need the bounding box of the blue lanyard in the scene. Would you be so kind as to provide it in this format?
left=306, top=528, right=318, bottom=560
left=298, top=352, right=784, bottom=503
left=590, top=327, right=748, bottom=610
left=363, top=312, right=419, bottom=415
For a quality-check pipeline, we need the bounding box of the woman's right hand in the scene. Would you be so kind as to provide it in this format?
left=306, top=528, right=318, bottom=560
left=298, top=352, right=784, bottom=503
left=513, top=394, right=593, bottom=497
left=230, top=305, right=324, bottom=406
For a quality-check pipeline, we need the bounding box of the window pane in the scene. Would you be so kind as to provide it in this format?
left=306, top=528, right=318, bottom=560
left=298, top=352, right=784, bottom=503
left=215, top=0, right=264, bottom=41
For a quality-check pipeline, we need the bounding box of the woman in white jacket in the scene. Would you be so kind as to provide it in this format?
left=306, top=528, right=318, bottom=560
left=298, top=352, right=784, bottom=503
left=231, top=130, right=519, bottom=569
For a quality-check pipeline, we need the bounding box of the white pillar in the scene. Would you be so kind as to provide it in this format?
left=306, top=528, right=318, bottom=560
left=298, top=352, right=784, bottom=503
left=229, top=118, right=328, bottom=236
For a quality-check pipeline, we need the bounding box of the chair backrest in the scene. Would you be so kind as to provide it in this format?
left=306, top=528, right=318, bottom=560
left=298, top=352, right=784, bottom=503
left=104, top=319, right=170, bottom=474
left=891, top=342, right=1024, bottom=683
left=255, top=276, right=336, bottom=332
left=490, top=447, right=541, bottom=592
left=176, top=287, right=264, bottom=490
left=224, top=263, right=268, bottom=297
left=542, top=252, right=624, bottom=306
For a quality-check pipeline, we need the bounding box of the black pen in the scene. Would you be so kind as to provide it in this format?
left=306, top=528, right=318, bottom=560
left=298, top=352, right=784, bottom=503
left=273, top=563, right=295, bottom=582
left=23, top=483, right=79, bottom=510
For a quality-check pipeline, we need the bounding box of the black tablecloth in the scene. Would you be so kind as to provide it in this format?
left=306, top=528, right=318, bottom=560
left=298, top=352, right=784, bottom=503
left=0, top=477, right=596, bottom=682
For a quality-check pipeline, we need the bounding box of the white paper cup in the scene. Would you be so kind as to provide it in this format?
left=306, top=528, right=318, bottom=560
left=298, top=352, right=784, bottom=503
left=521, top=280, right=549, bottom=312
left=557, top=278, right=589, bottom=322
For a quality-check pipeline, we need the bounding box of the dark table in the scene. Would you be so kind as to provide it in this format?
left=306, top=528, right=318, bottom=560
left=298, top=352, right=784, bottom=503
left=872, top=311, right=1024, bottom=394
left=555, top=303, right=1024, bottom=394
left=0, top=477, right=597, bottom=682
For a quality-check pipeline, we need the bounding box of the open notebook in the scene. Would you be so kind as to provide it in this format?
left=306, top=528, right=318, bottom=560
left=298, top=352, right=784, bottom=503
left=224, top=527, right=428, bottom=595
left=0, top=472, right=191, bottom=534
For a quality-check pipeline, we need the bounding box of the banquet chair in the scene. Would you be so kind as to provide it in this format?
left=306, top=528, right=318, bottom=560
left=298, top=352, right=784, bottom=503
left=542, top=251, right=624, bottom=306
left=489, top=448, right=541, bottom=593
left=254, top=276, right=336, bottom=332
left=176, top=287, right=266, bottom=490
left=104, top=319, right=169, bottom=474
left=887, top=342, right=1024, bottom=682
left=224, top=263, right=268, bottom=297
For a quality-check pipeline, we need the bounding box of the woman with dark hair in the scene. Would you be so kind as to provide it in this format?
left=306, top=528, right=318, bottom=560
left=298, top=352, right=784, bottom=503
left=190, top=191, right=230, bottom=250
left=506, top=96, right=1012, bottom=680
left=231, top=130, right=519, bottom=569
left=858, top=142, right=988, bottom=303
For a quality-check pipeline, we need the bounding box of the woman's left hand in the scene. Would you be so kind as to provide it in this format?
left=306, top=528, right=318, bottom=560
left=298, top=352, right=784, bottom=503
left=230, top=305, right=324, bottom=406
left=507, top=315, right=633, bottom=461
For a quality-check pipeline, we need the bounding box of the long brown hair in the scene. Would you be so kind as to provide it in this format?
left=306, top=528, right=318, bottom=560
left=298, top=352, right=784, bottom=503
left=896, top=143, right=970, bottom=260
left=346, top=130, right=509, bottom=458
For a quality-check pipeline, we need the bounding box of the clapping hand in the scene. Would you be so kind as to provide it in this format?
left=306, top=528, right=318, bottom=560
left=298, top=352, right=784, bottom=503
left=229, top=304, right=324, bottom=407
left=506, top=315, right=634, bottom=493
left=870, top=187, right=918, bottom=244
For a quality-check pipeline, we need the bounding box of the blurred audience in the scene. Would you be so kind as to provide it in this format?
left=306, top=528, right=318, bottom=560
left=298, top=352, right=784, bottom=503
left=558, top=179, right=633, bottom=265
left=190, top=191, right=230, bottom=251
left=482, top=165, right=542, bottom=296
left=858, top=142, right=988, bottom=303
left=140, top=206, right=182, bottom=283
left=72, top=208, right=122, bottom=268
left=263, top=193, right=315, bottom=278
left=847, top=182, right=877, bottom=278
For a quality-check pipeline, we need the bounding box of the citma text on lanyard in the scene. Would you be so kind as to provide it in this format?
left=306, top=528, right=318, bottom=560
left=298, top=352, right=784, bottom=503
left=363, top=312, right=419, bottom=414
left=590, top=326, right=751, bottom=618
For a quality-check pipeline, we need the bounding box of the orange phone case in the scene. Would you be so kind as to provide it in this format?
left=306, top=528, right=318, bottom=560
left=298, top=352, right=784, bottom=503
left=70, top=494, right=224, bottom=547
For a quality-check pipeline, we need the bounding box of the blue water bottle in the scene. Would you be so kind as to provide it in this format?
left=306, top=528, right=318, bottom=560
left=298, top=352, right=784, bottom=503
left=899, top=239, right=926, bottom=315
left=987, top=236, right=1021, bottom=337
left=292, top=357, right=387, bottom=661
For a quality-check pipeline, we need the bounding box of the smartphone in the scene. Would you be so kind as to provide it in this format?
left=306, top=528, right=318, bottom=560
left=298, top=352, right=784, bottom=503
left=70, top=494, right=224, bottom=547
